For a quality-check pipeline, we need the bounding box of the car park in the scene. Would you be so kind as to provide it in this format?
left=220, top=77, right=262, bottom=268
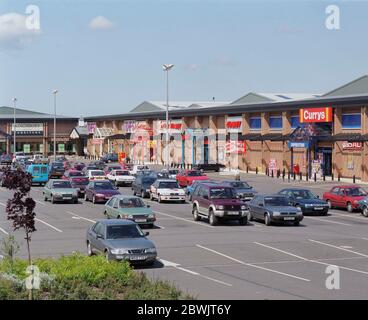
left=149, top=179, right=186, bottom=203
left=86, top=219, right=157, bottom=265
left=43, top=179, right=79, bottom=203
left=87, top=169, right=106, bottom=181
left=323, top=185, right=368, bottom=212
left=104, top=195, right=156, bottom=227
left=248, top=195, right=303, bottom=226
left=176, top=170, right=209, bottom=187
left=191, top=183, right=249, bottom=226
left=106, top=169, right=135, bottom=186
left=278, top=188, right=329, bottom=215
left=84, top=180, right=121, bottom=204
left=49, top=162, right=65, bottom=179
left=192, top=163, right=226, bottom=172
left=26, top=164, right=49, bottom=185
left=220, top=180, right=256, bottom=201
left=69, top=176, right=90, bottom=197
left=132, top=175, right=157, bottom=198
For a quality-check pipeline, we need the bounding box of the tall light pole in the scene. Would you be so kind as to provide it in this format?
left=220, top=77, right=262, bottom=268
left=12, top=98, right=17, bottom=154
left=52, top=90, right=58, bottom=161
left=163, top=64, right=174, bottom=168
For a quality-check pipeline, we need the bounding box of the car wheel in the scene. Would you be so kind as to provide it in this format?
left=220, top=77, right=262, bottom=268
left=51, top=196, right=55, bottom=204
left=141, top=190, right=145, bottom=198
left=84, top=193, right=88, bottom=201
left=293, top=221, right=300, bottom=226
left=239, top=217, right=248, bottom=225
left=209, top=210, right=218, bottom=226
left=247, top=211, right=253, bottom=221
left=193, top=206, right=201, bottom=221
left=105, top=250, right=110, bottom=262
left=362, top=206, right=368, bottom=217
left=133, top=189, right=136, bottom=196
left=92, top=195, right=96, bottom=204
left=158, top=196, right=162, bottom=203
left=347, top=202, right=353, bottom=213
left=104, top=210, right=109, bottom=219
left=265, top=213, right=271, bottom=226
left=327, top=200, right=332, bottom=209
left=87, top=242, right=94, bottom=256
left=43, top=194, right=48, bottom=201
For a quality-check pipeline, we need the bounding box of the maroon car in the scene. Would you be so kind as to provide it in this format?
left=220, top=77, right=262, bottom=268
left=70, top=176, right=89, bottom=197
left=73, top=162, right=86, bottom=171
left=84, top=180, right=121, bottom=204
left=191, top=183, right=249, bottom=226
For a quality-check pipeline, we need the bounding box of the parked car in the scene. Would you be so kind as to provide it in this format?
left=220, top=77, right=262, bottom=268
left=104, top=195, right=156, bottom=228
left=12, top=152, right=26, bottom=163
left=160, top=168, right=180, bottom=179
left=69, top=176, right=90, bottom=197
left=132, top=175, right=157, bottom=198
left=129, top=165, right=150, bottom=176
left=62, top=169, right=84, bottom=179
left=49, top=162, right=65, bottom=179
left=86, top=219, right=157, bottom=265
left=135, top=170, right=158, bottom=179
left=63, top=160, right=71, bottom=170
left=87, top=169, right=106, bottom=181
left=357, top=198, right=368, bottom=217
left=103, top=164, right=122, bottom=175
left=73, top=162, right=86, bottom=171
left=43, top=179, right=78, bottom=204
left=107, top=169, right=135, bottom=186
left=191, top=183, right=249, bottom=226
left=247, top=195, right=303, bottom=226
left=90, top=160, right=106, bottom=170
left=192, top=163, right=226, bottom=172
left=176, top=170, right=209, bottom=187
left=187, top=179, right=217, bottom=201
left=31, top=153, right=48, bottom=164
left=220, top=180, right=256, bottom=201
left=26, top=164, right=49, bottom=185
left=82, top=165, right=99, bottom=175
left=101, top=153, right=118, bottom=163
left=84, top=180, right=121, bottom=204
left=149, top=179, right=186, bottom=203
left=323, top=185, right=368, bottom=212
left=278, top=188, right=329, bottom=215
left=56, top=155, right=67, bottom=162
left=0, top=154, right=12, bottom=165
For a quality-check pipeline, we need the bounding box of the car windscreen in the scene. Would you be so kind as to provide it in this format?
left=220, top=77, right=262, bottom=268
left=210, top=187, right=235, bottom=199
left=91, top=171, right=105, bottom=176
left=345, top=187, right=367, bottom=196
left=115, top=170, right=130, bottom=176
left=142, top=178, right=156, bottom=185
left=52, top=181, right=72, bottom=188
left=119, top=198, right=145, bottom=208
left=94, top=182, right=114, bottom=190
left=52, top=163, right=64, bottom=169
left=264, top=197, right=289, bottom=206
left=230, top=181, right=251, bottom=189
left=71, top=177, right=89, bottom=185
left=187, top=171, right=202, bottom=176
left=159, top=181, right=179, bottom=189
left=69, top=171, right=83, bottom=177
left=106, top=225, right=144, bottom=239
left=290, top=190, right=315, bottom=199
left=168, top=170, right=179, bottom=174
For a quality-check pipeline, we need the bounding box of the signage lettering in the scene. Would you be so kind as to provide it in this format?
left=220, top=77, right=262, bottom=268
left=342, top=141, right=362, bottom=151
left=300, top=107, right=332, bottom=123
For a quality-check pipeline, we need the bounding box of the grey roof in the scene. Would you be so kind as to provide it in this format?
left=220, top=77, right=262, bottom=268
left=323, top=75, right=368, bottom=97
left=231, top=92, right=320, bottom=105
left=0, top=106, right=77, bottom=120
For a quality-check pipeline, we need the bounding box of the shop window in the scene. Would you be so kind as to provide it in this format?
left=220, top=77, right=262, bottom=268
left=342, top=113, right=361, bottom=129
left=269, top=116, right=282, bottom=130
left=250, top=117, right=261, bottom=130
left=291, top=116, right=300, bottom=129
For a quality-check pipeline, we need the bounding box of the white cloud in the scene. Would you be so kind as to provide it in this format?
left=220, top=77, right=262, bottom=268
left=0, top=12, right=40, bottom=49
left=89, top=16, right=114, bottom=30
left=185, top=63, right=200, bottom=71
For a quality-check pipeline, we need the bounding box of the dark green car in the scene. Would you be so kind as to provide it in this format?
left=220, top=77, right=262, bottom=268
left=104, top=195, right=156, bottom=228
left=43, top=179, right=79, bottom=204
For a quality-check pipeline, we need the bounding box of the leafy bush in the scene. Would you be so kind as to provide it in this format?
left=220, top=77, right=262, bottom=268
left=0, top=253, right=193, bottom=300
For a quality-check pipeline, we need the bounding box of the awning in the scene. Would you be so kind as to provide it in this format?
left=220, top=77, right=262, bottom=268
left=241, top=133, right=262, bottom=141
left=317, top=133, right=363, bottom=142
left=260, top=133, right=284, bottom=141
left=93, top=127, right=114, bottom=139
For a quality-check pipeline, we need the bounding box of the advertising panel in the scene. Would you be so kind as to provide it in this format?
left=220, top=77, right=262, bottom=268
left=299, top=107, right=333, bottom=123
left=226, top=116, right=243, bottom=133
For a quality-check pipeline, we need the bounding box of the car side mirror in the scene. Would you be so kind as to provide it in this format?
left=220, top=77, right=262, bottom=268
left=259, top=203, right=264, bottom=207
left=316, top=195, right=320, bottom=199
left=96, top=234, right=104, bottom=239
left=144, top=232, right=150, bottom=237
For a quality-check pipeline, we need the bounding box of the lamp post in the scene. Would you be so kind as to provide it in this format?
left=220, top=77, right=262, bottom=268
left=162, top=64, right=174, bottom=168
left=12, top=98, right=17, bottom=154
left=52, top=90, right=58, bottom=161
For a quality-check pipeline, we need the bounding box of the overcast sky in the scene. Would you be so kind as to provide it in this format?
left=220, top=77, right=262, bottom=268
left=0, top=0, right=367, bottom=117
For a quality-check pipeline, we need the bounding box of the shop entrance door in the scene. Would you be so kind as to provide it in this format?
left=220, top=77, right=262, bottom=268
left=321, top=148, right=332, bottom=176
left=203, top=137, right=209, bottom=164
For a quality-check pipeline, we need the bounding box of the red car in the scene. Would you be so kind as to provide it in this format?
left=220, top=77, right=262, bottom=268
left=323, top=185, right=368, bottom=212
left=62, top=169, right=84, bottom=180
left=176, top=170, right=209, bottom=187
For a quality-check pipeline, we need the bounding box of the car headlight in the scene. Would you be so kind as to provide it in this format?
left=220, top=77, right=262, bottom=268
left=216, top=205, right=224, bottom=210
left=273, top=211, right=281, bottom=216
left=296, top=207, right=302, bottom=212
left=54, top=192, right=62, bottom=197
left=354, top=200, right=358, bottom=204
left=241, top=205, right=247, bottom=210
left=304, top=204, right=314, bottom=207
left=148, top=214, right=155, bottom=219
left=96, top=193, right=105, bottom=197
left=145, top=247, right=157, bottom=254
left=111, top=248, right=129, bottom=254
left=122, top=214, right=133, bottom=219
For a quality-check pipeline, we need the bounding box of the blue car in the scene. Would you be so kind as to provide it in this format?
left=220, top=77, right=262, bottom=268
left=357, top=198, right=368, bottom=217
left=26, top=164, right=49, bottom=185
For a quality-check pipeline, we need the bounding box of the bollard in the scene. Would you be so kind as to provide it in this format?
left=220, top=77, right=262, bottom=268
left=338, top=174, right=341, bottom=182
left=353, top=175, right=356, bottom=184
left=323, top=174, right=326, bottom=181
left=299, top=172, right=302, bottom=181
left=283, top=172, right=285, bottom=181
left=256, top=167, right=258, bottom=175
left=288, top=172, right=290, bottom=182
left=314, top=173, right=317, bottom=182
left=306, top=172, right=309, bottom=181
left=277, top=169, right=280, bottom=178
left=271, top=170, right=274, bottom=178
left=282, top=169, right=285, bottom=177
left=246, top=166, right=249, bottom=173
left=331, top=173, right=334, bottom=181
left=293, top=172, right=296, bottom=181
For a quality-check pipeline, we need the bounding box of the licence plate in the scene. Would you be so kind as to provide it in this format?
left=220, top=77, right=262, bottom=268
left=135, top=219, right=147, bottom=223
left=284, top=217, right=295, bottom=221
left=227, top=211, right=240, bottom=215
left=314, top=207, right=324, bottom=210
left=130, top=255, right=146, bottom=261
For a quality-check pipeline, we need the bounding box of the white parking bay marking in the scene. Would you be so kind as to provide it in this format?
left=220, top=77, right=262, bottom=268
left=35, top=200, right=46, bottom=206
left=254, top=241, right=368, bottom=276
left=0, top=202, right=6, bottom=207
left=66, top=211, right=96, bottom=223
left=330, top=211, right=368, bottom=222
left=158, top=259, right=232, bottom=287
left=305, top=216, right=352, bottom=226
left=35, top=218, right=63, bottom=233
left=153, top=211, right=215, bottom=229
left=196, top=244, right=311, bottom=282
left=0, top=227, right=9, bottom=235
left=308, top=239, right=368, bottom=258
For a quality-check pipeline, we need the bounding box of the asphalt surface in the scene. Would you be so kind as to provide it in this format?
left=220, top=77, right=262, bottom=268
left=1, top=170, right=368, bottom=299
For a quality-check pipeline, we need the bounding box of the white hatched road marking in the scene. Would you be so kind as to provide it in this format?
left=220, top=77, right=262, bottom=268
left=196, top=244, right=311, bottom=282
left=0, top=227, right=9, bottom=235
left=66, top=211, right=96, bottom=223
left=153, top=211, right=215, bottom=229
left=254, top=242, right=368, bottom=276
left=35, top=200, right=46, bottom=206
left=308, top=239, right=368, bottom=258
left=35, top=218, right=63, bottom=233
left=330, top=211, right=368, bottom=222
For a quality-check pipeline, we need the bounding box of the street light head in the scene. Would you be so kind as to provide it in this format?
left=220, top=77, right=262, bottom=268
left=12, top=97, right=17, bottom=102
left=163, top=64, right=174, bottom=71
left=52, top=90, right=59, bottom=95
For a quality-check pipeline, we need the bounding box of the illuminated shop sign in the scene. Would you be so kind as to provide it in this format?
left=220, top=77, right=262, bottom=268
left=226, top=116, right=243, bottom=133
left=342, top=141, right=363, bottom=151
left=299, top=107, right=332, bottom=123
left=158, top=120, right=182, bottom=134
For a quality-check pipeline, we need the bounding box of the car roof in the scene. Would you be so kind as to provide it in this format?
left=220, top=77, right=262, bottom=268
left=98, top=219, right=136, bottom=226
left=92, top=179, right=110, bottom=182
left=49, top=179, right=70, bottom=182
left=333, top=185, right=359, bottom=189
left=280, top=188, right=310, bottom=191
left=157, top=179, right=177, bottom=182
left=200, top=183, right=232, bottom=189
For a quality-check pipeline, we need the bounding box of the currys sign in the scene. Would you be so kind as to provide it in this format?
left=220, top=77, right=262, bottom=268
left=300, top=107, right=333, bottom=123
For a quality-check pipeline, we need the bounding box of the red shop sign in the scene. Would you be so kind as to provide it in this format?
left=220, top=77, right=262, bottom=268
left=300, top=107, right=333, bottom=123
left=342, top=141, right=363, bottom=151
left=226, top=141, right=246, bottom=154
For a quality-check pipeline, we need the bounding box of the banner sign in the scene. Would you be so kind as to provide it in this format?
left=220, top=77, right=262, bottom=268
left=299, top=107, right=333, bottom=123
left=87, top=122, right=97, bottom=134
left=342, top=141, right=363, bottom=151
left=158, top=120, right=182, bottom=134
left=11, top=123, right=43, bottom=136
left=288, top=141, right=309, bottom=148
left=226, top=116, right=243, bottom=133
left=92, top=138, right=104, bottom=145
left=268, top=158, right=278, bottom=176
left=122, top=120, right=136, bottom=134
left=225, top=140, right=246, bottom=154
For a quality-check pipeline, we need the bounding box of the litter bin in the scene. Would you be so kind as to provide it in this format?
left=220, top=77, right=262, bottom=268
left=293, top=164, right=300, bottom=175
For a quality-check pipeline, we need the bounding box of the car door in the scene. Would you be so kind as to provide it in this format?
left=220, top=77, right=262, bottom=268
left=86, top=182, right=93, bottom=200
left=328, top=187, right=339, bottom=206
left=44, top=181, right=50, bottom=199
left=94, top=223, right=106, bottom=252
left=151, top=181, right=158, bottom=198
left=253, top=196, right=264, bottom=219
left=89, top=222, right=101, bottom=252
left=105, top=198, right=115, bottom=217
left=337, top=189, right=348, bottom=208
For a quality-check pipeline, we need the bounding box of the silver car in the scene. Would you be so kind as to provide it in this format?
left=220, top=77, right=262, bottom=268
left=86, top=219, right=157, bottom=265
